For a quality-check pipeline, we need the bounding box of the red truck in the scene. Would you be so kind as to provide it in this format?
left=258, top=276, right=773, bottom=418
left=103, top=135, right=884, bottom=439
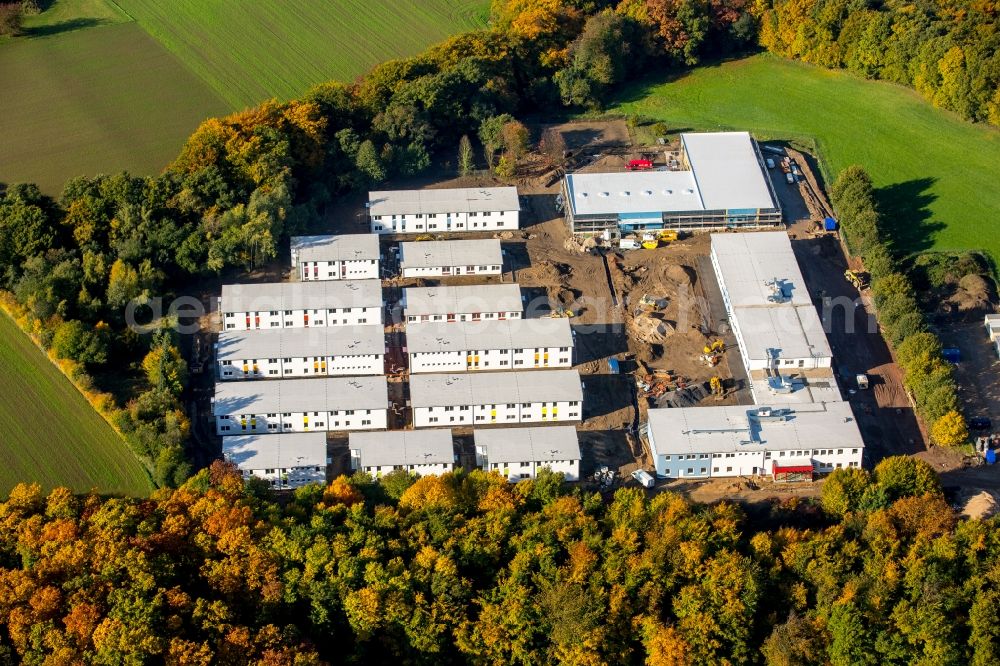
left=626, top=159, right=653, bottom=171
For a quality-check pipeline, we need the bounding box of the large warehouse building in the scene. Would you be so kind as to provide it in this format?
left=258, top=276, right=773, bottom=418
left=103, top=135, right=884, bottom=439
left=407, top=318, right=573, bottom=373
left=213, top=376, right=388, bottom=434
left=290, top=234, right=380, bottom=281
left=223, top=432, right=328, bottom=489
left=221, top=280, right=383, bottom=330
left=410, top=370, right=583, bottom=427
left=561, top=132, right=781, bottom=236
left=216, top=325, right=385, bottom=379
left=402, top=284, right=523, bottom=324
left=368, top=187, right=520, bottom=234
left=710, top=231, right=832, bottom=402
left=645, top=402, right=864, bottom=479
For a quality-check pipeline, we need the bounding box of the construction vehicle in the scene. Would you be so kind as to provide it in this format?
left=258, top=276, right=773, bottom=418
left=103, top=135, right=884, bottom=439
left=844, top=269, right=870, bottom=291
left=626, top=159, right=654, bottom=171
left=710, top=376, right=724, bottom=399
left=657, top=230, right=679, bottom=243
left=549, top=307, right=575, bottom=318
left=641, top=233, right=659, bottom=250
left=703, top=339, right=725, bottom=355
left=414, top=234, right=436, bottom=241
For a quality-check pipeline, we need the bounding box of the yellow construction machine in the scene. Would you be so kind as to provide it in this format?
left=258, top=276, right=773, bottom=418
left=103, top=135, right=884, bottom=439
left=844, top=269, right=869, bottom=291
left=641, top=233, right=660, bottom=249
left=703, top=339, right=725, bottom=355
left=657, top=230, right=679, bottom=243
left=414, top=234, right=437, bottom=241
left=710, top=376, right=724, bottom=399
left=549, top=307, right=576, bottom=319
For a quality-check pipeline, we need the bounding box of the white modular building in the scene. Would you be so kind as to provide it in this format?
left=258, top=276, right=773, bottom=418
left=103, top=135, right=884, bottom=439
left=643, top=402, right=864, bottom=480
left=710, top=232, right=832, bottom=402
left=221, top=280, right=383, bottom=330
left=214, top=376, right=389, bottom=435
left=223, top=432, right=328, bottom=489
left=290, top=234, right=380, bottom=281
left=410, top=370, right=583, bottom=428
left=398, top=239, right=503, bottom=278
left=349, top=429, right=456, bottom=477
left=407, top=318, right=573, bottom=373
left=216, top=325, right=385, bottom=379
left=402, top=284, right=523, bottom=324
left=562, top=132, right=782, bottom=236
left=369, top=187, right=520, bottom=234
left=474, top=426, right=581, bottom=482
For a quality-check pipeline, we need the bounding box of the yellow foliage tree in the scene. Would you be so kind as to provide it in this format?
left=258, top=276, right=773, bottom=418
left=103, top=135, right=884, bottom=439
left=930, top=410, right=969, bottom=447
left=399, top=474, right=459, bottom=511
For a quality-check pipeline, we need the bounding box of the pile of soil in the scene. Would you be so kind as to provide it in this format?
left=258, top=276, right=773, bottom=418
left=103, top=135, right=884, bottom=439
left=563, top=236, right=600, bottom=253
left=948, top=274, right=994, bottom=313
left=962, top=490, right=999, bottom=520
left=629, top=314, right=676, bottom=344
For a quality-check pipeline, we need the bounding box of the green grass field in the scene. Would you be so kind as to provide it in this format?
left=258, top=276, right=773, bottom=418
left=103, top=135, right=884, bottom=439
left=0, top=21, right=229, bottom=194
left=0, top=313, right=153, bottom=496
left=115, top=0, right=491, bottom=108
left=0, top=0, right=489, bottom=193
left=608, top=55, right=1000, bottom=264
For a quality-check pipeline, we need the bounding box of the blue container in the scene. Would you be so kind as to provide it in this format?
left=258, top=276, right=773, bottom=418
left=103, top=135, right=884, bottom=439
left=986, top=449, right=996, bottom=465
left=942, top=347, right=961, bottom=363
left=608, top=358, right=620, bottom=374
left=824, top=217, right=838, bottom=231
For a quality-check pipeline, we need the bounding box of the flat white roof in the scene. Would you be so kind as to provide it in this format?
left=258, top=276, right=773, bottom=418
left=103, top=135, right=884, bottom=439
left=646, top=401, right=864, bottom=456
left=349, top=429, right=454, bottom=468
left=750, top=371, right=844, bottom=405
left=399, top=239, right=502, bottom=269
left=566, top=132, right=776, bottom=217
left=410, top=370, right=582, bottom=408
left=403, top=284, right=523, bottom=317
left=214, top=376, right=388, bottom=415
left=406, top=318, right=572, bottom=354
left=566, top=170, right=702, bottom=217
left=369, top=187, right=519, bottom=216
left=712, top=232, right=832, bottom=362
left=221, top=280, right=383, bottom=313
left=712, top=232, right=813, bottom=307
left=290, top=234, right=380, bottom=263
left=474, top=426, right=580, bottom=463
left=682, top=132, right=776, bottom=211
left=217, top=325, right=385, bottom=360
left=223, top=432, right=327, bottom=470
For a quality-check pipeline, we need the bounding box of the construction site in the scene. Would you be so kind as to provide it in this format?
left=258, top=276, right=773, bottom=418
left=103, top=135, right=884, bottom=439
left=194, top=120, right=938, bottom=502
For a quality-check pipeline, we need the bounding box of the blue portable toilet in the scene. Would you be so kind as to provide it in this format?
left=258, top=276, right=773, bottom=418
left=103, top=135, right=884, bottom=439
left=986, top=449, right=996, bottom=465
left=608, top=358, right=620, bottom=374
left=942, top=347, right=961, bottom=364
left=824, top=217, right=838, bottom=231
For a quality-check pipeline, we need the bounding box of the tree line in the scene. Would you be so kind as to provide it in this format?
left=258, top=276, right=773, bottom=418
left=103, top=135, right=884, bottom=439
left=753, top=0, right=1000, bottom=126
left=0, top=458, right=996, bottom=664
left=830, top=166, right=968, bottom=447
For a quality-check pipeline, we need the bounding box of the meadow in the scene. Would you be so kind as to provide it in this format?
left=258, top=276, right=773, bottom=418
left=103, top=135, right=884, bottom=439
left=116, top=0, right=492, bottom=108
left=0, top=21, right=228, bottom=194
left=0, top=0, right=489, bottom=193
left=0, top=313, right=153, bottom=496
left=608, top=55, right=1000, bottom=264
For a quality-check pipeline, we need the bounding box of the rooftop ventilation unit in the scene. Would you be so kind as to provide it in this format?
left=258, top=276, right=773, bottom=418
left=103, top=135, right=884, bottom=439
left=599, top=192, right=609, bottom=197
left=764, top=278, right=787, bottom=303
left=642, top=190, right=652, bottom=196
left=663, top=189, right=673, bottom=195
left=620, top=191, right=629, bottom=196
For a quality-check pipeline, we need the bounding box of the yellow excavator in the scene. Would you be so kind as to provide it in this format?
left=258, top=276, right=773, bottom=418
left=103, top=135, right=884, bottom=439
left=703, top=339, right=725, bottom=355
left=414, top=234, right=438, bottom=241
left=549, top=307, right=575, bottom=318
left=844, top=269, right=869, bottom=291
left=658, top=230, right=679, bottom=242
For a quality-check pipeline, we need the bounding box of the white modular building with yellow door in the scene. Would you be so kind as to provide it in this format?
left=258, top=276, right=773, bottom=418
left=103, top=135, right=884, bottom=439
left=216, top=326, right=385, bottom=379
left=406, top=318, right=573, bottom=373
left=409, top=370, right=583, bottom=428
left=213, top=376, right=389, bottom=435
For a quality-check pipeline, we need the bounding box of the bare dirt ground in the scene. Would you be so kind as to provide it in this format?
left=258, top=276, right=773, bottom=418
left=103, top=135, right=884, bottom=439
left=940, top=320, right=1000, bottom=424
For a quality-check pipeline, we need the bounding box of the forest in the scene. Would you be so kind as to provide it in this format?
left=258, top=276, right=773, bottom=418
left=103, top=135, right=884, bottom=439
left=0, top=0, right=995, bottom=485
left=0, top=457, right=997, bottom=664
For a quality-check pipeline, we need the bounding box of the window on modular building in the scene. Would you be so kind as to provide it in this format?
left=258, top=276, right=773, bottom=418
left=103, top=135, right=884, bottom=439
left=507, top=403, right=515, bottom=409
left=266, top=469, right=274, bottom=474
left=700, top=468, right=707, bottom=474
left=687, top=468, right=693, bottom=474
left=285, top=310, right=292, bottom=315
left=727, top=466, right=733, bottom=472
